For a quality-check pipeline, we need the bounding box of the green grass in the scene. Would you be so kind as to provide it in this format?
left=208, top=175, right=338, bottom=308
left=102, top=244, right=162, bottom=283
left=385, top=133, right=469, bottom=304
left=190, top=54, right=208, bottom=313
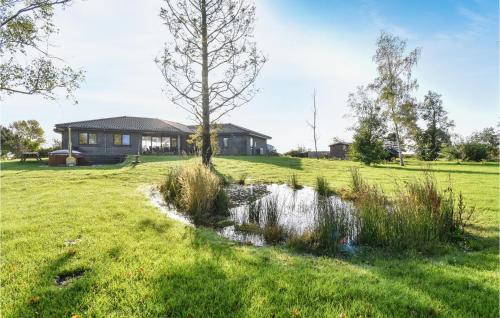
left=1, top=156, right=498, bottom=317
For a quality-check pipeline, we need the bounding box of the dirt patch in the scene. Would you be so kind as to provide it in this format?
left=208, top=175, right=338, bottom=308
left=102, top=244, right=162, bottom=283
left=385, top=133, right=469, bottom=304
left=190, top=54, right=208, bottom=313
left=54, top=269, right=87, bottom=286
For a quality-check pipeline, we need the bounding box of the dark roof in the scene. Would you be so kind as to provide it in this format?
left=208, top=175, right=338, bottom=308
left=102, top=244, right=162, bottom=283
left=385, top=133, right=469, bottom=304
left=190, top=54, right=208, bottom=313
left=55, top=116, right=193, bottom=134
left=188, top=123, right=271, bottom=139
left=329, top=142, right=351, bottom=147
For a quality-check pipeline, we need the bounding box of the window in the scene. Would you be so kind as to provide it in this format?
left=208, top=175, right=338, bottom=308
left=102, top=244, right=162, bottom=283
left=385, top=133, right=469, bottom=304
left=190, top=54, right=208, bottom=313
left=250, top=137, right=254, bottom=148
left=161, top=137, right=171, bottom=150
left=114, top=134, right=131, bottom=146
left=223, top=137, right=229, bottom=147
left=152, top=137, right=161, bottom=151
left=79, top=132, right=97, bottom=145
left=142, top=136, right=151, bottom=153
left=171, top=136, right=178, bottom=150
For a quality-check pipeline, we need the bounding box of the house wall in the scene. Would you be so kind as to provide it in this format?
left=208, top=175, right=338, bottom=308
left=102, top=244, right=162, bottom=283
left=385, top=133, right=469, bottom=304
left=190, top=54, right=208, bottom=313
left=329, top=144, right=350, bottom=159
left=217, top=134, right=267, bottom=155
left=61, top=128, right=189, bottom=155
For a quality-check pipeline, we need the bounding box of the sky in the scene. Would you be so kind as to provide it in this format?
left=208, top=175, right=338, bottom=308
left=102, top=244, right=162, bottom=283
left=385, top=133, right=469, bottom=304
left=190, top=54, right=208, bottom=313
left=1, top=0, right=498, bottom=152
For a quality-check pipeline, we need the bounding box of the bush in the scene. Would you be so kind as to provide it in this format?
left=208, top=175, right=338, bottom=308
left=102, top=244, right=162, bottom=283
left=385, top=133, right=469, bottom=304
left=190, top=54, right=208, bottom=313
left=350, top=169, right=473, bottom=251
left=284, top=147, right=308, bottom=158
left=159, top=164, right=229, bottom=224
left=463, top=142, right=489, bottom=162
left=349, top=122, right=386, bottom=165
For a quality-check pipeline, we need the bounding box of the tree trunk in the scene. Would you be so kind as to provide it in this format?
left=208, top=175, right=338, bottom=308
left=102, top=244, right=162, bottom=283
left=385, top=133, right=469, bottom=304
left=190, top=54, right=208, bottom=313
left=394, top=122, right=405, bottom=166
left=313, top=89, right=318, bottom=159
left=200, top=0, right=212, bottom=166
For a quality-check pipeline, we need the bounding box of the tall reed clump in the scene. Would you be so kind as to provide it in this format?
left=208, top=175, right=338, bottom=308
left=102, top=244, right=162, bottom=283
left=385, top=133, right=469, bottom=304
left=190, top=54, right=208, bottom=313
left=351, top=168, right=474, bottom=250
left=159, top=164, right=229, bottom=225
left=315, top=176, right=332, bottom=196
left=262, top=194, right=287, bottom=243
left=287, top=174, right=303, bottom=190
left=287, top=198, right=353, bottom=255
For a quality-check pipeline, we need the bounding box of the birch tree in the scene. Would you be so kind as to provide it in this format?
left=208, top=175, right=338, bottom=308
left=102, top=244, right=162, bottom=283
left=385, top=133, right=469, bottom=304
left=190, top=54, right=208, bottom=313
left=156, top=0, right=265, bottom=165
left=372, top=32, right=420, bottom=166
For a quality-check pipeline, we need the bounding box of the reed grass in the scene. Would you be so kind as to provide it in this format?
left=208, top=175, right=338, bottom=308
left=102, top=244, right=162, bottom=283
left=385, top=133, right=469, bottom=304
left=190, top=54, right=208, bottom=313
left=351, top=168, right=474, bottom=250
left=159, top=164, right=229, bottom=224
left=315, top=176, right=332, bottom=196
left=287, top=173, right=303, bottom=190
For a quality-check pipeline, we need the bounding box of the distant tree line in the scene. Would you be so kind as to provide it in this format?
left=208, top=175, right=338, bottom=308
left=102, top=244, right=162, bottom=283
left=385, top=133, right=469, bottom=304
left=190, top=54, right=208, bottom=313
left=347, top=32, right=498, bottom=165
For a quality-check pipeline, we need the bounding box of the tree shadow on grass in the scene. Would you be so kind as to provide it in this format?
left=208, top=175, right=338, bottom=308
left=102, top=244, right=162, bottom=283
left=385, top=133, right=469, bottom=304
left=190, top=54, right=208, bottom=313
left=137, top=217, right=172, bottom=234
left=10, top=253, right=95, bottom=317
left=371, top=164, right=499, bottom=176
left=152, top=259, right=247, bottom=317
left=0, top=155, right=193, bottom=172
left=218, top=155, right=304, bottom=171
left=364, top=257, right=499, bottom=317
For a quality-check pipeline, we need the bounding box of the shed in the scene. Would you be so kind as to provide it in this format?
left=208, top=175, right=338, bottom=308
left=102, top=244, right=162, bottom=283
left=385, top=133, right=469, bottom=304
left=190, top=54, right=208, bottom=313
left=329, top=142, right=351, bottom=160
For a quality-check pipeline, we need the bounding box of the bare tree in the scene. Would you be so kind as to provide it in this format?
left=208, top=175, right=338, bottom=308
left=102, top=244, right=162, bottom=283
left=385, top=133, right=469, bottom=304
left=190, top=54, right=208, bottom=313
left=156, top=0, right=266, bottom=165
left=371, top=32, right=420, bottom=166
left=307, top=89, right=318, bottom=159
left=0, top=0, right=84, bottom=101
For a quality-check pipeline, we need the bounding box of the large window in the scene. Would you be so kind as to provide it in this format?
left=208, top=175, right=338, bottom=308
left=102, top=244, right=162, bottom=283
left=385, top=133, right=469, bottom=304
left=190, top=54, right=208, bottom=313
left=223, top=137, right=229, bottom=147
left=152, top=137, right=161, bottom=151
left=161, top=137, right=171, bottom=150
left=114, top=134, right=131, bottom=146
left=142, top=136, right=151, bottom=152
left=79, top=132, right=97, bottom=145
left=142, top=135, right=178, bottom=153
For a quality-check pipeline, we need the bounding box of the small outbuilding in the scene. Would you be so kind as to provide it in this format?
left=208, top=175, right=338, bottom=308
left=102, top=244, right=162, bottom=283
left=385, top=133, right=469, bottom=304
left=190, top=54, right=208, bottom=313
left=329, top=142, right=351, bottom=160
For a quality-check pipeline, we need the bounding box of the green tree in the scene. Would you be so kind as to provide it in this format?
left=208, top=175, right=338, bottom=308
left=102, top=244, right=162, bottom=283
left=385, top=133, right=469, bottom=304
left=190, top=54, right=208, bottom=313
left=462, top=142, right=489, bottom=162
left=187, top=124, right=220, bottom=156
left=347, top=86, right=386, bottom=165
left=9, top=119, right=45, bottom=155
left=416, top=91, right=454, bottom=161
left=371, top=32, right=420, bottom=166
left=0, top=125, right=16, bottom=155
left=1, top=0, right=84, bottom=101
left=469, top=127, right=499, bottom=160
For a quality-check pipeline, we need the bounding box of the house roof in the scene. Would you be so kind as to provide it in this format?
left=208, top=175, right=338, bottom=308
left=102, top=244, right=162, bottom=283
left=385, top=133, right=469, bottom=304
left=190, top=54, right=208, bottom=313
left=329, top=142, right=351, bottom=147
left=188, top=123, right=272, bottom=139
left=54, top=116, right=194, bottom=134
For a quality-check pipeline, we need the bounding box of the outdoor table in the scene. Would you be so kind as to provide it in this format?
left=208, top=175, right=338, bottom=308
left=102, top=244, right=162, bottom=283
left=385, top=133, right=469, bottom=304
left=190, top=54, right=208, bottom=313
left=20, top=152, right=42, bottom=162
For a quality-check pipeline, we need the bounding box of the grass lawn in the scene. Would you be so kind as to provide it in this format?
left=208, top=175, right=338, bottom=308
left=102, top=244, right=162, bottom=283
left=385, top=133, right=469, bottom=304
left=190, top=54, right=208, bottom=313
left=1, top=156, right=498, bottom=317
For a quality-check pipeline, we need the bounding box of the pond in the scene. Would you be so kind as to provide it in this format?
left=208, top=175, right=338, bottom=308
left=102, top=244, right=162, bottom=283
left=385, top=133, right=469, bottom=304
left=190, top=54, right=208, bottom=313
left=145, top=183, right=357, bottom=251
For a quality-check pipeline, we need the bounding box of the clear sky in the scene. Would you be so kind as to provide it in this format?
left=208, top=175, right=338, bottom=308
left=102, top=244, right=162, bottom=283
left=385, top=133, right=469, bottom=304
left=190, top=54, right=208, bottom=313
left=1, top=0, right=498, bottom=152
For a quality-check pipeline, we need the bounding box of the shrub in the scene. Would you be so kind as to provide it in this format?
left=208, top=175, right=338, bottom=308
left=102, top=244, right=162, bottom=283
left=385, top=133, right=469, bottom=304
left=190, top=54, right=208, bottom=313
left=287, top=174, right=302, bottom=190
left=350, top=125, right=386, bottom=165
left=159, top=164, right=229, bottom=224
left=315, top=176, right=332, bottom=196
left=284, top=147, right=308, bottom=158
left=463, top=142, right=489, bottom=162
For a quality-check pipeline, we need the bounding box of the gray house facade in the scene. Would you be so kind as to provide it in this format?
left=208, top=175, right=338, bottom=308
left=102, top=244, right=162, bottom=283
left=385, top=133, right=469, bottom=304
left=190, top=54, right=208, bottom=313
left=329, top=142, right=351, bottom=160
left=54, top=116, right=271, bottom=157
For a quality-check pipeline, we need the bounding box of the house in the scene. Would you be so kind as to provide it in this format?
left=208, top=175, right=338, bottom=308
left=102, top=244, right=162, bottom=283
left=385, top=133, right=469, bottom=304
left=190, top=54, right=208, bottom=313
left=53, top=116, right=271, bottom=159
left=194, top=123, right=271, bottom=156
left=329, top=142, right=351, bottom=160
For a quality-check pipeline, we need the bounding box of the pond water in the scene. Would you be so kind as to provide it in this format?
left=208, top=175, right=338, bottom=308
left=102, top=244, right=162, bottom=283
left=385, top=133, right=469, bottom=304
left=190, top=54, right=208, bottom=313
left=145, top=184, right=356, bottom=248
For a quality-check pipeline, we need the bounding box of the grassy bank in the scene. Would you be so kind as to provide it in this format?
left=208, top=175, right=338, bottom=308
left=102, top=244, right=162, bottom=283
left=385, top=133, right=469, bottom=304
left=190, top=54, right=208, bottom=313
left=1, top=156, right=498, bottom=317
